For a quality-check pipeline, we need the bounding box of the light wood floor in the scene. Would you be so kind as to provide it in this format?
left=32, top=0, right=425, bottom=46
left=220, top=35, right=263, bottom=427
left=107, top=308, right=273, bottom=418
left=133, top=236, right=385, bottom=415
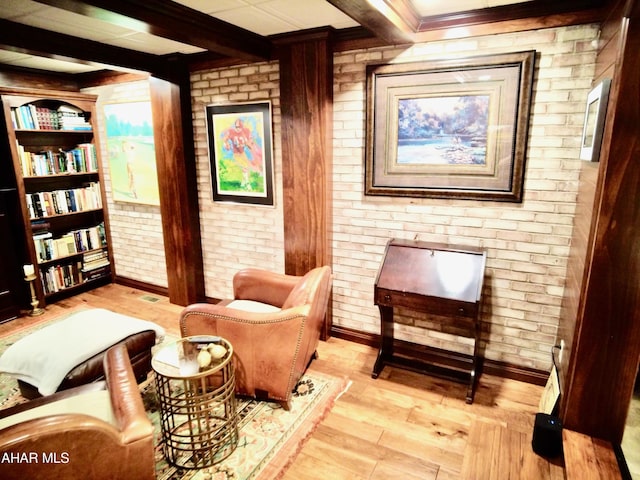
left=0, top=284, right=565, bottom=480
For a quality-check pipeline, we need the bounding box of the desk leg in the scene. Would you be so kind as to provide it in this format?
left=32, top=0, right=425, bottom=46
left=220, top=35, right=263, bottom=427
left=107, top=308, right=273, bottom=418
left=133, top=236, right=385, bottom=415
left=466, top=318, right=482, bottom=404
left=372, top=305, right=394, bottom=378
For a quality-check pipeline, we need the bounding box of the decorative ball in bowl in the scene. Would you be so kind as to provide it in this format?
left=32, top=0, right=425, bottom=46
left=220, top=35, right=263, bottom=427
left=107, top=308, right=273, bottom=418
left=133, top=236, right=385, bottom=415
left=196, top=342, right=228, bottom=369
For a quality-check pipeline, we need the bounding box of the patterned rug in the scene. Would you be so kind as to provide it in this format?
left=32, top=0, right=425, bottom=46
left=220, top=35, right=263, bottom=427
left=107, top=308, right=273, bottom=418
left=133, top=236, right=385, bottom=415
left=0, top=310, right=349, bottom=480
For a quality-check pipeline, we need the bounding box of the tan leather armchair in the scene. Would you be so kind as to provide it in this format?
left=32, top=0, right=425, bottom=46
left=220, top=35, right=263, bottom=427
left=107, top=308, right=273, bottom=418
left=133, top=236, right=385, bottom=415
left=0, top=344, right=155, bottom=480
left=180, top=266, right=332, bottom=410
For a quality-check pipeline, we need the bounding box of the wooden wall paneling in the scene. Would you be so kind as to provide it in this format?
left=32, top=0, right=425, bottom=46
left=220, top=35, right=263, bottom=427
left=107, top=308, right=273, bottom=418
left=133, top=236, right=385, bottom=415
left=558, top=1, right=624, bottom=393
left=149, top=73, right=205, bottom=306
left=560, top=0, right=640, bottom=443
left=276, top=29, right=333, bottom=338
left=276, top=30, right=333, bottom=275
left=550, top=1, right=624, bottom=411
left=0, top=67, right=80, bottom=92
left=557, top=163, right=599, bottom=389
left=595, top=30, right=621, bottom=81
left=558, top=0, right=622, bottom=432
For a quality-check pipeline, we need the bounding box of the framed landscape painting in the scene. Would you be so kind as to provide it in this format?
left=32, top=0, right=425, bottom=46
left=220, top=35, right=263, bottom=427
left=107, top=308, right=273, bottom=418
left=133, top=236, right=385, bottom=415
left=206, top=102, right=274, bottom=205
left=365, top=51, right=536, bottom=202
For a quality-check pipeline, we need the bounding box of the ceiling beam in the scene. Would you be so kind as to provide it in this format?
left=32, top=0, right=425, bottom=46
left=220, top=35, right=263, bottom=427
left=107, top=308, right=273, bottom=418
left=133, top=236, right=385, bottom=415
left=33, top=0, right=272, bottom=62
left=326, top=0, right=419, bottom=44
left=416, top=0, right=608, bottom=30
left=0, top=19, right=168, bottom=77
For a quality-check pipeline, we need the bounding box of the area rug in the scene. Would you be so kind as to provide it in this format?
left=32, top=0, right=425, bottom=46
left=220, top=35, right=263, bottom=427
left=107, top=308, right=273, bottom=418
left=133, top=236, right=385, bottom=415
left=0, top=309, right=349, bottom=480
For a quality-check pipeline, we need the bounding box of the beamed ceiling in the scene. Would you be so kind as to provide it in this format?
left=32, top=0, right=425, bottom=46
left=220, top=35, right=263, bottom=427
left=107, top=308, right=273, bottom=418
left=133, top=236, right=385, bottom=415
left=0, top=0, right=610, bottom=82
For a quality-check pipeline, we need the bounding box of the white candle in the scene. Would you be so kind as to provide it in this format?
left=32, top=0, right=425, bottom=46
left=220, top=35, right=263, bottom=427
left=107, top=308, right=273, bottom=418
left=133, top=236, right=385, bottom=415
left=23, top=264, right=35, bottom=276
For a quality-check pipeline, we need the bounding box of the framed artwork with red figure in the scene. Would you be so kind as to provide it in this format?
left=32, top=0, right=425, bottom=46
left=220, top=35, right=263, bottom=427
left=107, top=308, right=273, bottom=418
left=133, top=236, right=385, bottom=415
left=206, top=101, right=274, bottom=205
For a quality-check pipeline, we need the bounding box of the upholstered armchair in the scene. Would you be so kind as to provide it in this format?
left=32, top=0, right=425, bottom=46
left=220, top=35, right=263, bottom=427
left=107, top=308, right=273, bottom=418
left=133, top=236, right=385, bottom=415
left=0, top=344, right=155, bottom=480
left=180, top=266, right=332, bottom=409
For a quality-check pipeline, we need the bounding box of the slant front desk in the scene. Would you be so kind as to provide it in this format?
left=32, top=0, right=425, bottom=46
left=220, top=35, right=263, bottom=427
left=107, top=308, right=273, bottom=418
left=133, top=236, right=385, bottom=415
left=372, top=239, right=486, bottom=403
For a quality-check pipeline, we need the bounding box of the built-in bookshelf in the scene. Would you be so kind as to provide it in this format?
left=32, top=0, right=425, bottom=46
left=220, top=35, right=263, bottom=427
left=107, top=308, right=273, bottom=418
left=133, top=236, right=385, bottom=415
left=0, top=88, right=113, bottom=308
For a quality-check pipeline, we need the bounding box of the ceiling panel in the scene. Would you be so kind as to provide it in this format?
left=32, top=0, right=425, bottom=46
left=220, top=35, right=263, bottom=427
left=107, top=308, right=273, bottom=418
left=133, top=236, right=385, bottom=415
left=8, top=5, right=133, bottom=41
left=258, top=0, right=358, bottom=30
left=0, top=0, right=592, bottom=74
left=0, top=0, right=206, bottom=55
left=192, top=0, right=358, bottom=36
left=107, top=32, right=204, bottom=55
left=0, top=50, right=111, bottom=73
left=0, top=0, right=43, bottom=18
left=412, top=0, right=532, bottom=16
left=214, top=6, right=303, bottom=36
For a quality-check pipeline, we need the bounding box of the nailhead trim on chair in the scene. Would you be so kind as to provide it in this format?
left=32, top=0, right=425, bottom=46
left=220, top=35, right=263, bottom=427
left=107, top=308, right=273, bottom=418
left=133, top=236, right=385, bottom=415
left=180, top=311, right=308, bottom=404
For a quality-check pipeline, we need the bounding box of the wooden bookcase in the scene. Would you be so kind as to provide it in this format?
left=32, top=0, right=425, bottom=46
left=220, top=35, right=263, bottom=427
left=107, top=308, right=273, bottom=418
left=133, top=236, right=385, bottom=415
left=0, top=87, right=113, bottom=308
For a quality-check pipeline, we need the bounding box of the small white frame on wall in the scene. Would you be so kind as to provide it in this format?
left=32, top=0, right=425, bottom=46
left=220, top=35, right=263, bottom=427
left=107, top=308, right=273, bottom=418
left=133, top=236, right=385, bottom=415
left=580, top=78, right=611, bottom=162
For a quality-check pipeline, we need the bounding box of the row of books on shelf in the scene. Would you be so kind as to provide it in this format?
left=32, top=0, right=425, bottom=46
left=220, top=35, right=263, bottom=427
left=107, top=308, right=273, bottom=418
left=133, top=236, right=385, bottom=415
left=33, top=222, right=107, bottom=262
left=82, top=250, right=110, bottom=272
left=26, top=182, right=102, bottom=219
left=11, top=104, right=92, bottom=131
left=18, top=142, right=98, bottom=177
left=40, top=254, right=111, bottom=295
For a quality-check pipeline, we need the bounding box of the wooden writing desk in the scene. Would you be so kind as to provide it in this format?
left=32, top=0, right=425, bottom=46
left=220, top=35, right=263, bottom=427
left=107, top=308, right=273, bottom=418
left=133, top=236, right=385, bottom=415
left=372, top=239, right=486, bottom=403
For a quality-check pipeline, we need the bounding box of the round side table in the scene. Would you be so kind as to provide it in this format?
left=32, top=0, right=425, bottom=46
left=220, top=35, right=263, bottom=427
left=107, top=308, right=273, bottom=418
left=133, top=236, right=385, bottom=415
left=152, top=336, right=238, bottom=469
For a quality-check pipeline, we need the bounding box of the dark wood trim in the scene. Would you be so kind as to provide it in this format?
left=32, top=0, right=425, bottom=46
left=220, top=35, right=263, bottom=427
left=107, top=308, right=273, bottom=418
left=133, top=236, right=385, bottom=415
left=415, top=0, right=607, bottom=30
left=76, top=70, right=150, bottom=88
left=331, top=325, right=548, bottom=386
left=326, top=0, right=417, bottom=44
left=277, top=32, right=333, bottom=275
left=35, top=0, right=272, bottom=62
left=0, top=65, right=80, bottom=92
left=0, top=19, right=167, bottom=77
left=149, top=74, right=205, bottom=306
left=333, top=9, right=606, bottom=52
left=277, top=29, right=333, bottom=339
left=328, top=0, right=607, bottom=49
left=114, top=276, right=168, bottom=298
left=116, top=276, right=224, bottom=306
left=560, top=0, right=640, bottom=443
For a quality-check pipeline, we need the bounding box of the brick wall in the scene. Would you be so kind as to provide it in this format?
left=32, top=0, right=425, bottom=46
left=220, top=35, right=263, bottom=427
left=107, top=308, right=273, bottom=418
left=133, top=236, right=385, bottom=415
left=332, top=25, right=600, bottom=370
left=84, top=81, right=168, bottom=288
left=190, top=63, right=284, bottom=299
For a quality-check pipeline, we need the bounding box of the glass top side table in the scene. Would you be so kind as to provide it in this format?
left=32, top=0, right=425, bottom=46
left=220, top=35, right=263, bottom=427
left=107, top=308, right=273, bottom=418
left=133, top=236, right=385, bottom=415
left=152, top=335, right=238, bottom=469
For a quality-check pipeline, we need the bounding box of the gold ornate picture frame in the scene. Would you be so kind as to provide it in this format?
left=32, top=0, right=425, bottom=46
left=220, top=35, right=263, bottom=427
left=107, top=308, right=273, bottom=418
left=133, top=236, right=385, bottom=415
left=365, top=51, right=536, bottom=202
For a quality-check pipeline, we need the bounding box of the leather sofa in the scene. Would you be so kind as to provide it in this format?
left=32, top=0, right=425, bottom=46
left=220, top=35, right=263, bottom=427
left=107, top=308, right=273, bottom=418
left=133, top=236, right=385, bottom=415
left=180, top=266, right=332, bottom=409
left=0, top=344, right=155, bottom=480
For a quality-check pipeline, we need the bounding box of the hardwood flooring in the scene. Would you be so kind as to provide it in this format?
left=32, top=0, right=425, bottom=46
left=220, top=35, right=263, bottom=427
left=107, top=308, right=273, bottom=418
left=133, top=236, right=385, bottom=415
left=0, top=284, right=565, bottom=479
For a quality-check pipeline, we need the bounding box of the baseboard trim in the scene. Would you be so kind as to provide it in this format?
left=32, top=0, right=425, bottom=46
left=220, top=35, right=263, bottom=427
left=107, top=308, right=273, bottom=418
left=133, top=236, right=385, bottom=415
left=330, top=324, right=548, bottom=386
left=114, top=276, right=169, bottom=297
left=115, top=276, right=221, bottom=304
